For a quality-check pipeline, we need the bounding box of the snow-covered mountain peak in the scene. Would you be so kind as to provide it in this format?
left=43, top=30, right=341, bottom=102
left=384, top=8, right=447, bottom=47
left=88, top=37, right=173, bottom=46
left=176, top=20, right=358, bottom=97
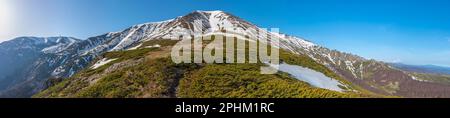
left=76, top=10, right=318, bottom=55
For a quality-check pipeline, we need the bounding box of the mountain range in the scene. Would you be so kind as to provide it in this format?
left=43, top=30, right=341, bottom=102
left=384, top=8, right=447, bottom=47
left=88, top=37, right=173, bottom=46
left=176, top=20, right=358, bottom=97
left=1, top=10, right=450, bottom=98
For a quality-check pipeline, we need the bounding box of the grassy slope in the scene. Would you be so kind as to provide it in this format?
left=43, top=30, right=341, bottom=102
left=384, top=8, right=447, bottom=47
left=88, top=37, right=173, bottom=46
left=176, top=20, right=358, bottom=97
left=34, top=38, right=377, bottom=98
left=178, top=63, right=362, bottom=98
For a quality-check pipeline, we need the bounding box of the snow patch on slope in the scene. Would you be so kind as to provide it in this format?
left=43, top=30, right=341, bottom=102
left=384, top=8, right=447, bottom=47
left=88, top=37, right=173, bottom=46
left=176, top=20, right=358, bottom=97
left=345, top=61, right=358, bottom=78
left=145, top=44, right=161, bottom=48
left=126, top=44, right=142, bottom=51
left=410, top=75, right=428, bottom=82
left=268, top=63, right=345, bottom=92
left=90, top=58, right=118, bottom=69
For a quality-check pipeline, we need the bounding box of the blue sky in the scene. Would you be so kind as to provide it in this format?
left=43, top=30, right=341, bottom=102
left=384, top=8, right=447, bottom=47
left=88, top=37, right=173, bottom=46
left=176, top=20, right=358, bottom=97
left=1, top=0, right=449, bottom=67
